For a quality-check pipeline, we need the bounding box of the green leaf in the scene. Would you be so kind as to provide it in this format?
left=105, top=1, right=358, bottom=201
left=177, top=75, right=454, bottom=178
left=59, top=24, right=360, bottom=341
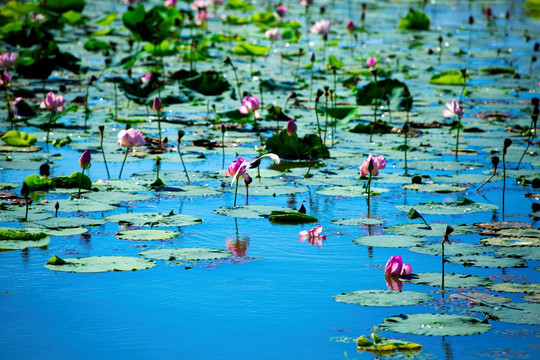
left=396, top=200, right=498, bottom=215
left=327, top=55, right=344, bottom=70
left=45, top=0, right=86, bottom=13
left=446, top=255, right=527, bottom=268
left=1, top=130, right=37, bottom=146
left=44, top=256, right=156, bottom=273
left=402, top=183, right=468, bottom=193
left=232, top=42, right=270, bottom=56
left=334, top=290, right=432, bottom=307
left=61, top=10, right=83, bottom=25
left=1, top=1, right=38, bottom=18
left=316, top=185, right=389, bottom=197
left=404, top=272, right=492, bottom=288
left=409, top=243, right=490, bottom=256
left=95, top=12, right=117, bottom=26
left=472, top=303, right=540, bottom=325
left=353, top=235, right=425, bottom=248
left=355, top=78, right=413, bottom=110
left=115, top=229, right=179, bottom=241
left=214, top=205, right=292, bottom=219
left=83, top=38, right=110, bottom=51
left=180, top=71, right=230, bottom=96
left=140, top=247, right=232, bottom=261
left=104, top=212, right=203, bottom=227
left=429, top=70, right=469, bottom=86
left=251, top=11, right=276, bottom=27
left=225, top=14, right=249, bottom=25
left=380, top=314, right=491, bottom=336
left=398, top=9, right=430, bottom=30
left=268, top=211, right=318, bottom=224
left=225, top=0, right=255, bottom=10
left=265, top=130, right=329, bottom=159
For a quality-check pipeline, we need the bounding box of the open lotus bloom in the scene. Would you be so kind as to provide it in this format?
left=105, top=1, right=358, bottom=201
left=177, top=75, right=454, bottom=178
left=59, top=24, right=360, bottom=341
left=442, top=99, right=465, bottom=118
left=265, top=28, right=282, bottom=41
left=384, top=255, right=413, bottom=276
left=40, top=91, right=65, bottom=113
left=239, top=96, right=261, bottom=119
left=140, top=72, right=152, bottom=84
left=225, top=154, right=280, bottom=186
left=0, top=52, right=17, bottom=69
left=359, top=153, right=386, bottom=176
left=310, top=19, right=331, bottom=35
left=299, top=225, right=327, bottom=247
left=117, top=128, right=146, bottom=148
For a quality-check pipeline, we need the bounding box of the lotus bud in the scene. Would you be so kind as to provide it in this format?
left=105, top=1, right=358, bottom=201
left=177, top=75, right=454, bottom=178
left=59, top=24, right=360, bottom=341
left=298, top=204, right=306, bottom=214
left=535, top=42, right=540, bottom=52
left=178, top=130, right=185, bottom=143
left=79, top=150, right=92, bottom=170
left=224, top=57, right=232, bottom=66
left=310, top=52, right=315, bottom=63
left=20, top=182, right=29, bottom=198
left=153, top=97, right=162, bottom=113
left=154, top=155, right=161, bottom=167
left=503, top=138, right=512, bottom=154
left=491, top=156, right=500, bottom=169
left=55, top=201, right=59, bottom=217
left=98, top=125, right=105, bottom=137
left=407, top=208, right=421, bottom=220
left=40, top=164, right=50, bottom=177
left=460, top=68, right=467, bottom=79
left=468, top=15, right=474, bottom=25
left=243, top=173, right=252, bottom=186
left=286, top=119, right=297, bottom=136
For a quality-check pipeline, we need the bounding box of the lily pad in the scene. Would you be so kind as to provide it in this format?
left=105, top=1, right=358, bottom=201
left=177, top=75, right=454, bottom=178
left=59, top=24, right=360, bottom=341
left=409, top=243, right=490, bottom=256
left=333, top=290, right=432, bottom=307
left=140, top=247, right=232, bottom=261
left=384, top=223, right=476, bottom=237
left=316, top=185, right=389, bottom=197
left=115, top=229, right=180, bottom=241
left=429, top=70, right=469, bottom=86
left=522, top=294, right=540, bottom=304
left=0, top=229, right=50, bottom=250
left=488, top=283, right=540, bottom=294
left=83, top=191, right=154, bottom=205
left=380, top=314, right=491, bottom=336
left=445, top=255, right=527, bottom=268
left=268, top=211, right=318, bottom=224
left=480, top=237, right=540, bottom=247
left=154, top=185, right=222, bottom=197
left=38, top=198, right=117, bottom=213
left=396, top=199, right=498, bottom=215
left=393, top=160, right=482, bottom=171
left=44, top=255, right=156, bottom=273
left=472, top=303, right=540, bottom=325
left=353, top=235, right=425, bottom=248
left=404, top=272, right=492, bottom=288
left=449, top=292, right=512, bottom=305
left=33, top=217, right=105, bottom=228
left=494, top=247, right=540, bottom=261
left=104, top=212, right=203, bottom=227
left=402, top=183, right=468, bottom=193
left=213, top=205, right=292, bottom=219
left=331, top=217, right=385, bottom=226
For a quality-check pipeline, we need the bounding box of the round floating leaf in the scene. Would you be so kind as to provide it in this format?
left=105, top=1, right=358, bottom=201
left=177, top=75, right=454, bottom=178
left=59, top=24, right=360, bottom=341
left=24, top=226, right=87, bottom=237
left=522, top=293, right=540, bottom=304
left=0, top=182, right=20, bottom=190
left=140, top=247, right=232, bottom=261
left=480, top=237, right=540, bottom=247
left=404, top=272, right=492, bottom=288
left=44, top=255, right=156, bottom=273
left=396, top=200, right=498, bottom=215
left=224, top=185, right=308, bottom=197
left=393, top=160, right=482, bottom=171
left=472, top=303, right=540, bottom=325
left=83, top=191, right=154, bottom=205
left=409, top=243, right=490, bottom=256
left=450, top=292, right=512, bottom=305
left=316, top=185, right=389, bottom=197
left=331, top=217, right=385, bottom=226
left=380, top=314, right=491, bottom=336
left=213, top=205, right=292, bottom=219
left=115, top=229, right=180, bottom=241
left=333, top=290, right=432, bottom=307
left=488, top=282, right=540, bottom=294
left=33, top=217, right=105, bottom=228
left=105, top=212, right=203, bottom=227
left=384, top=223, right=476, bottom=237
left=446, top=255, right=527, bottom=268
left=494, top=247, right=540, bottom=261
left=0, top=209, right=53, bottom=222
left=402, top=183, right=468, bottom=193
left=94, top=179, right=150, bottom=192
left=38, top=198, right=117, bottom=213
left=155, top=185, right=222, bottom=197
left=353, top=235, right=425, bottom=248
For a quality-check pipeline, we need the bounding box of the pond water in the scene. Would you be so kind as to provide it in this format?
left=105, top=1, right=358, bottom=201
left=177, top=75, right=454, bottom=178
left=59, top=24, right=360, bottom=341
left=0, top=0, right=539, bottom=359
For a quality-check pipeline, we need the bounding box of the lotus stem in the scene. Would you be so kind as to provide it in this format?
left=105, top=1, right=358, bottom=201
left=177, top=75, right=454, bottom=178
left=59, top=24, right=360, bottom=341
left=100, top=131, right=110, bottom=179
left=118, top=148, right=130, bottom=180
left=234, top=177, right=239, bottom=207
left=156, top=110, right=162, bottom=143
left=114, top=80, right=118, bottom=122
left=516, top=120, right=535, bottom=169
left=177, top=144, right=190, bottom=184
left=77, top=168, right=85, bottom=198
left=46, top=111, right=54, bottom=149
left=502, top=150, right=506, bottom=216
left=455, top=115, right=461, bottom=160
left=24, top=197, right=28, bottom=222
left=367, top=172, right=372, bottom=218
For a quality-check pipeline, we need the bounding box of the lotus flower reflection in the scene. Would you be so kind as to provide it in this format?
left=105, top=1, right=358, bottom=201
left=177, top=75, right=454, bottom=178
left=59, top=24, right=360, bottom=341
left=299, top=225, right=327, bottom=248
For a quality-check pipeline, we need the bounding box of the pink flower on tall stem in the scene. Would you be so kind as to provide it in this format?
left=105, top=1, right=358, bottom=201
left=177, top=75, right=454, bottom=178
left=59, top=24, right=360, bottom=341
left=40, top=91, right=65, bottom=113
left=442, top=99, right=464, bottom=118
left=299, top=225, right=327, bottom=248
left=275, top=4, right=287, bottom=18
left=79, top=150, right=91, bottom=170
left=140, top=72, right=152, bottom=84
left=195, top=11, right=208, bottom=26
left=366, top=57, right=378, bottom=69
left=265, top=28, right=282, bottom=41
left=384, top=255, right=412, bottom=276
left=310, top=19, right=331, bottom=35
left=359, top=154, right=386, bottom=176
left=239, top=96, right=261, bottom=119
left=225, top=157, right=247, bottom=178
left=0, top=52, right=17, bottom=69
left=300, top=0, right=314, bottom=6
left=346, top=20, right=355, bottom=33
left=117, top=128, right=146, bottom=148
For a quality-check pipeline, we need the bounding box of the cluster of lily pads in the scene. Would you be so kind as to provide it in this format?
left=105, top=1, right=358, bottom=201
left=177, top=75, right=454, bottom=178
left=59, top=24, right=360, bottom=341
left=0, top=0, right=539, bottom=358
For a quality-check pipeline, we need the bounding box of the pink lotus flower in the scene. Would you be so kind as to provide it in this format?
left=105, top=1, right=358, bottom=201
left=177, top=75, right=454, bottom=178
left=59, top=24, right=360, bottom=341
left=32, top=13, right=46, bottom=23
left=359, top=154, right=386, bottom=176
left=40, top=91, right=65, bottom=113
left=346, top=20, right=355, bottom=33
left=299, top=225, right=327, bottom=248
left=117, top=128, right=146, bottom=148
left=0, top=71, right=11, bottom=86
left=310, top=19, right=331, bottom=35
left=153, top=97, right=162, bottom=113
left=366, top=57, right=378, bottom=69
left=140, top=72, right=152, bottom=84
left=384, top=255, right=412, bottom=276
left=0, top=52, right=17, bottom=69
left=265, top=28, right=282, bottom=41
left=300, top=0, right=314, bottom=6
left=191, top=0, right=209, bottom=10
left=442, top=99, right=465, bottom=118
left=195, top=10, right=207, bottom=26
left=276, top=4, right=287, bottom=18
left=122, top=0, right=138, bottom=4
left=164, top=0, right=177, bottom=7
left=225, top=157, right=247, bottom=177
left=79, top=150, right=91, bottom=170
left=239, top=96, right=261, bottom=119
left=286, top=119, right=297, bottom=136
left=225, top=154, right=280, bottom=185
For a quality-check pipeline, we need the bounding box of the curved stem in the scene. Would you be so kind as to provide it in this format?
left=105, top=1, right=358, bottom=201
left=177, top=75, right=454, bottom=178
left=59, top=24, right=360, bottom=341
left=178, top=144, right=190, bottom=184
left=100, top=136, right=110, bottom=179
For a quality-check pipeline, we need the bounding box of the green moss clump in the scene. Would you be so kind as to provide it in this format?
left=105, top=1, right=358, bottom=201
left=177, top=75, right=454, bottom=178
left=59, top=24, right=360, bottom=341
left=0, top=229, right=47, bottom=241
